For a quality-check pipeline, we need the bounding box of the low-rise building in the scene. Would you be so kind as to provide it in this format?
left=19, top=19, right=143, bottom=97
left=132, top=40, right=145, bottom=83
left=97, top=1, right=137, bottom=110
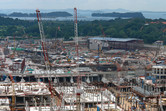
left=88, top=37, right=144, bottom=51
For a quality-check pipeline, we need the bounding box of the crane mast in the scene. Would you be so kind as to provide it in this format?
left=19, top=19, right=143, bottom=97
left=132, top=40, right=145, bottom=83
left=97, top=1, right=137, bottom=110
left=74, top=8, right=79, bottom=58
left=36, top=9, right=54, bottom=103
left=36, top=9, right=50, bottom=70
left=74, top=7, right=80, bottom=88
left=74, top=8, right=83, bottom=111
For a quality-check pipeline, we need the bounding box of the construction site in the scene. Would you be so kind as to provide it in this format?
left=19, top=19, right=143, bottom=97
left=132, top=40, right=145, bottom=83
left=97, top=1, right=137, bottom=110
left=0, top=8, right=166, bottom=111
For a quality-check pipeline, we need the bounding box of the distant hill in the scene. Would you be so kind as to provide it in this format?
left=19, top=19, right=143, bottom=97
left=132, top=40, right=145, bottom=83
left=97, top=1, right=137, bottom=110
left=0, top=12, right=73, bottom=18
left=0, top=13, right=7, bottom=16
left=92, top=12, right=145, bottom=18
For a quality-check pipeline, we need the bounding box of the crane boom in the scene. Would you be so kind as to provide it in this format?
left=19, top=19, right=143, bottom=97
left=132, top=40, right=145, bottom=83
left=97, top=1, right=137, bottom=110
left=36, top=9, right=50, bottom=70
left=74, top=8, right=83, bottom=111
left=36, top=9, right=54, bottom=99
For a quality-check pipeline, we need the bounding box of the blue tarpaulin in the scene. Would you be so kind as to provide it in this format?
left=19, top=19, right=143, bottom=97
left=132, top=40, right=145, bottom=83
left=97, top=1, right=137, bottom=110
left=93, top=56, right=99, bottom=58
left=142, top=80, right=144, bottom=88
left=146, top=76, right=156, bottom=84
left=97, top=106, right=100, bottom=111
left=139, top=102, right=144, bottom=105
left=2, top=75, right=6, bottom=81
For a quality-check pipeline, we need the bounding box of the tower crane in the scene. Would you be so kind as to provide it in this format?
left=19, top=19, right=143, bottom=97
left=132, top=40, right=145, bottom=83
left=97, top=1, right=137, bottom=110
left=36, top=9, right=54, bottom=108
left=74, top=8, right=83, bottom=111
left=74, top=8, right=78, bottom=59
left=36, top=9, right=50, bottom=70
left=100, top=24, right=106, bottom=37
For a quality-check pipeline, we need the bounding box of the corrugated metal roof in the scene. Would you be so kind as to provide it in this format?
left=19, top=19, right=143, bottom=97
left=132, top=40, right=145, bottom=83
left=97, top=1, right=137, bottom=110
left=89, top=37, right=141, bottom=42
left=152, top=65, right=166, bottom=68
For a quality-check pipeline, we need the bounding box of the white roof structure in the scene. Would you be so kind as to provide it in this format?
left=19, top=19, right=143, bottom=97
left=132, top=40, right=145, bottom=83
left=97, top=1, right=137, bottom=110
left=0, top=82, right=50, bottom=96
left=0, top=98, right=10, bottom=111
left=26, top=106, right=51, bottom=111
left=54, top=83, right=116, bottom=104
left=152, top=65, right=166, bottom=69
left=25, top=105, right=78, bottom=111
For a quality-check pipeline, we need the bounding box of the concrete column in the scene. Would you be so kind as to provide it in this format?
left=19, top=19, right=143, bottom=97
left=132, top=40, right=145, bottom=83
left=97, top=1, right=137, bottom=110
left=149, top=85, right=151, bottom=92
left=108, top=101, right=110, bottom=110
left=26, top=101, right=30, bottom=111
left=147, top=85, right=149, bottom=91
left=93, top=90, right=94, bottom=105
left=72, top=101, right=74, bottom=111
left=97, top=94, right=98, bottom=104
left=23, top=96, right=25, bottom=106
left=88, top=104, right=90, bottom=111
left=159, top=68, right=161, bottom=75
left=34, top=97, right=37, bottom=110
left=152, top=68, right=155, bottom=74
left=115, top=96, right=117, bottom=109
left=124, top=102, right=126, bottom=111
left=101, top=91, right=103, bottom=110
left=150, top=85, right=152, bottom=92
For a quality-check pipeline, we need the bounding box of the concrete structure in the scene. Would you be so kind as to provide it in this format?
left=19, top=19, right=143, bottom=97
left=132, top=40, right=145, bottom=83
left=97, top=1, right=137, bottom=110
left=0, top=98, right=10, bottom=111
left=53, top=82, right=117, bottom=110
left=152, top=65, right=166, bottom=92
left=88, top=37, right=144, bottom=50
left=0, top=82, right=51, bottom=110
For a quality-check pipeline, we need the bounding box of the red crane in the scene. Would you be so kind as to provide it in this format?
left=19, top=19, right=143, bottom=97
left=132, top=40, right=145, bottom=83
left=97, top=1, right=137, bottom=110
left=74, top=8, right=83, bottom=111
left=100, top=25, right=106, bottom=37
left=36, top=9, right=50, bottom=70
left=36, top=9, right=54, bottom=100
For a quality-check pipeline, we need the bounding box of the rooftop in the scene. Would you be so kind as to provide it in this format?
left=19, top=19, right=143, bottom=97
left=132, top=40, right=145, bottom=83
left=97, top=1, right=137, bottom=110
left=152, top=65, right=166, bottom=69
left=89, top=37, right=142, bottom=42
left=0, top=82, right=50, bottom=96
left=54, top=83, right=115, bottom=104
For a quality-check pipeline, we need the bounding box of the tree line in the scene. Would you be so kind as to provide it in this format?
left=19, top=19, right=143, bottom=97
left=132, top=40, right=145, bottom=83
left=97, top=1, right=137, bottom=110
left=0, top=16, right=166, bottom=44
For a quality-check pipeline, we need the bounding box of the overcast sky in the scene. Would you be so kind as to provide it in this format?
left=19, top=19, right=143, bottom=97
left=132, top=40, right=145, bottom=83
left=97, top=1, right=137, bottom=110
left=0, top=0, right=165, bottom=11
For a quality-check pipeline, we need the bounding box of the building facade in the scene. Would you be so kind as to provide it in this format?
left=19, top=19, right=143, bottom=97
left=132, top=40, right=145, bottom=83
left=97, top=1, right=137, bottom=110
left=88, top=37, right=144, bottom=50
left=152, top=65, right=166, bottom=92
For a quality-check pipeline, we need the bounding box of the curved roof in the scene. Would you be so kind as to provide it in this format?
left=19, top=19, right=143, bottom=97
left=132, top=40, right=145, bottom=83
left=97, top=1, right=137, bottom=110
left=89, top=37, right=142, bottom=42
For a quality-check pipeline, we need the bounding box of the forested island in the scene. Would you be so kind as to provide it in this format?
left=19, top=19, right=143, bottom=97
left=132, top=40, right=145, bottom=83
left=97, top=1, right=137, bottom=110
left=92, top=12, right=145, bottom=18
left=0, top=16, right=166, bottom=44
left=0, top=12, right=72, bottom=18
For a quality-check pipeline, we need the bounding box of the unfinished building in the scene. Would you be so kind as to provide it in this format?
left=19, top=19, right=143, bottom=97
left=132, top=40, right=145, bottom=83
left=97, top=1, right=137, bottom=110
left=88, top=37, right=144, bottom=51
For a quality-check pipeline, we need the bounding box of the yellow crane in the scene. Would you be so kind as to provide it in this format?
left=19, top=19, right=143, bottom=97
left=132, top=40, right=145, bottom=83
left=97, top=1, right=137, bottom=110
left=66, top=56, right=71, bottom=63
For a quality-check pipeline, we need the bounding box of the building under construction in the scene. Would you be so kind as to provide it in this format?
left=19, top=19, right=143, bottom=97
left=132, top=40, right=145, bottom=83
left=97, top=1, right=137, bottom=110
left=0, top=8, right=166, bottom=111
left=88, top=37, right=144, bottom=50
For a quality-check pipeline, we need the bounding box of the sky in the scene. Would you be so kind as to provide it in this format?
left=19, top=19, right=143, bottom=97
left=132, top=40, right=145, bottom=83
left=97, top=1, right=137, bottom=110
left=0, top=0, right=166, bottom=12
